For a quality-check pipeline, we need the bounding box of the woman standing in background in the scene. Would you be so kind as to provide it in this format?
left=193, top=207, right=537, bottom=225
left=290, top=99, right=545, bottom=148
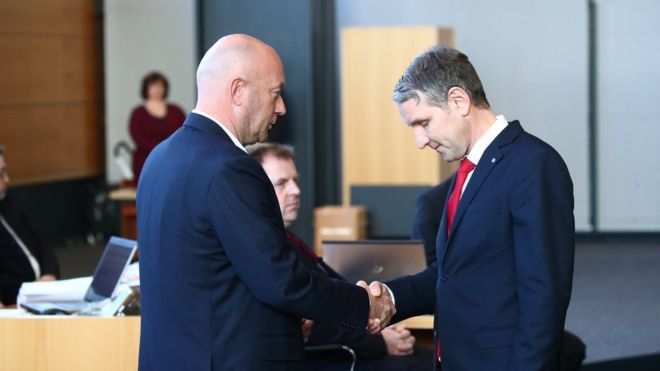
left=129, top=71, right=185, bottom=184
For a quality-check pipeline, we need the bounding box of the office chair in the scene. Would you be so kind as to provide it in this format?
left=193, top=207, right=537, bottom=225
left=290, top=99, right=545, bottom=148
left=305, top=344, right=357, bottom=371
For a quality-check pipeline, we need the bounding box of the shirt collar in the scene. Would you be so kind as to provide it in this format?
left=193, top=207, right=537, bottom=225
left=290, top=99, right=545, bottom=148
left=192, top=109, right=247, bottom=153
left=466, top=114, right=508, bottom=166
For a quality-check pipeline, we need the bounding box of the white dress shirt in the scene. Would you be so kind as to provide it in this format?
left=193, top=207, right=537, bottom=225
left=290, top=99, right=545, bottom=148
left=461, top=114, right=509, bottom=194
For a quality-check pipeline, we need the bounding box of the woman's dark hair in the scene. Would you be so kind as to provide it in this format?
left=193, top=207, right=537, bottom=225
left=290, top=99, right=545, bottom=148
left=141, top=71, right=169, bottom=100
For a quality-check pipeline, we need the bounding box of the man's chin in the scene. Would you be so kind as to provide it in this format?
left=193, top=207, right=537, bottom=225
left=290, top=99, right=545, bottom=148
left=284, top=212, right=299, bottom=225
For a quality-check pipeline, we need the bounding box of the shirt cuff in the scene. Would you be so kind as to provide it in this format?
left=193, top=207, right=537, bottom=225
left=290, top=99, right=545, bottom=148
left=383, top=283, right=396, bottom=307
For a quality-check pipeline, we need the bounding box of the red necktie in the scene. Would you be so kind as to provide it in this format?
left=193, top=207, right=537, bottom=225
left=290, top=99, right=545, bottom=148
left=286, top=230, right=319, bottom=260
left=445, top=158, right=476, bottom=235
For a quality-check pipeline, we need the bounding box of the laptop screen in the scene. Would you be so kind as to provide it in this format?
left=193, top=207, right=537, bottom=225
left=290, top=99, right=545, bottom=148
left=321, top=240, right=426, bottom=284
left=84, top=236, right=137, bottom=302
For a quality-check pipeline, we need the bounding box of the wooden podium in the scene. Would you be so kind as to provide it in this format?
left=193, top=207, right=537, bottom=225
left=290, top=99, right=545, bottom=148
left=109, top=187, right=137, bottom=240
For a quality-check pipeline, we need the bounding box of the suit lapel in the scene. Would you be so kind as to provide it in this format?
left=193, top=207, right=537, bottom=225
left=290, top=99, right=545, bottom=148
left=436, top=175, right=456, bottom=262
left=440, top=121, right=523, bottom=266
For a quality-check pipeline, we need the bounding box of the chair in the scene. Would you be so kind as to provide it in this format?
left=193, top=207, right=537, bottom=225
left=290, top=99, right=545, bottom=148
left=305, top=344, right=357, bottom=371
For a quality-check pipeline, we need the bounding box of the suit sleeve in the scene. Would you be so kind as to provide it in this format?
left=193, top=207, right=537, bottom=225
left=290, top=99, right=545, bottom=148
left=306, top=313, right=388, bottom=358
left=207, top=156, right=370, bottom=331
left=385, top=262, right=437, bottom=322
left=510, top=150, right=575, bottom=370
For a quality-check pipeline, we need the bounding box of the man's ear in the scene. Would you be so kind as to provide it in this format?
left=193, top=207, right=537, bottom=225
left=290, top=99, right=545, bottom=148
left=447, top=86, right=471, bottom=116
left=230, top=77, right=247, bottom=106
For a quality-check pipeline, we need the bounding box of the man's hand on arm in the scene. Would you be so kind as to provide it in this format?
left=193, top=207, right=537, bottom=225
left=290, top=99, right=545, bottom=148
left=356, top=280, right=396, bottom=334
left=39, top=274, right=56, bottom=282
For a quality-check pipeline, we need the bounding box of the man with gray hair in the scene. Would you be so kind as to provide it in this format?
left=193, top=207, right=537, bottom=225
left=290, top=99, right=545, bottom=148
left=0, top=145, right=59, bottom=308
left=368, top=45, right=575, bottom=371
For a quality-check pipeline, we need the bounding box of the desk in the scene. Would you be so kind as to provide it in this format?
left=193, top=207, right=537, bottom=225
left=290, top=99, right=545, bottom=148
left=399, top=315, right=434, bottom=347
left=0, top=314, right=431, bottom=370
left=0, top=316, right=140, bottom=371
left=109, top=188, right=137, bottom=240
left=399, top=314, right=433, bottom=330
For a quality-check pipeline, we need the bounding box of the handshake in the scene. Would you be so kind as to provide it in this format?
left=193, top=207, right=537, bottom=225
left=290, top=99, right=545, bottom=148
left=357, top=280, right=396, bottom=334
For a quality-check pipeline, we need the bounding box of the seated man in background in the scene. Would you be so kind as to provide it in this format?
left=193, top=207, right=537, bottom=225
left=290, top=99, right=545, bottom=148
left=411, top=177, right=453, bottom=265
left=249, top=142, right=433, bottom=371
left=411, top=176, right=586, bottom=371
left=0, top=145, right=59, bottom=308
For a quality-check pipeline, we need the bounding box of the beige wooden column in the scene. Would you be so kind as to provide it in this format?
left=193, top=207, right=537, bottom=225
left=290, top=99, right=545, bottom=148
left=340, top=27, right=457, bottom=204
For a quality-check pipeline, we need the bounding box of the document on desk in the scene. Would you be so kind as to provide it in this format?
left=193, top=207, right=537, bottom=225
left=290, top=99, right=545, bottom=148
left=0, top=309, right=28, bottom=318
left=17, top=277, right=92, bottom=305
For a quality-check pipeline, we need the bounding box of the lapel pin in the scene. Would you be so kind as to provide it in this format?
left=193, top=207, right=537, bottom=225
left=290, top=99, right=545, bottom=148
left=491, top=157, right=496, bottom=163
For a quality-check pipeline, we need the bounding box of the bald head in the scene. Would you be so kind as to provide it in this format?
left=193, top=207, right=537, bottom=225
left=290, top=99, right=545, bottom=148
left=195, top=34, right=286, bottom=145
left=196, top=34, right=278, bottom=89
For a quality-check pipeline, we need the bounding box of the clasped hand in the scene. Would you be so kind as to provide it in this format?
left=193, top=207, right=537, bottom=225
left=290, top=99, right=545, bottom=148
left=357, top=280, right=396, bottom=334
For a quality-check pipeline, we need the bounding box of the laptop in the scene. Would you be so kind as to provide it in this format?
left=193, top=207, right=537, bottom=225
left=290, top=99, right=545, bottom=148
left=20, top=236, right=137, bottom=315
left=321, top=240, right=426, bottom=284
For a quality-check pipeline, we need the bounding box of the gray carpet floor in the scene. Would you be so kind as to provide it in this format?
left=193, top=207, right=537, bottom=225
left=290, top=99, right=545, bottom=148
left=565, top=239, right=660, bottom=363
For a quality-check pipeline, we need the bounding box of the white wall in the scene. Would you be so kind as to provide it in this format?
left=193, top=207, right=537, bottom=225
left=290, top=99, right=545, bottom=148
left=596, top=0, right=660, bottom=230
left=336, top=0, right=591, bottom=231
left=104, top=0, right=197, bottom=183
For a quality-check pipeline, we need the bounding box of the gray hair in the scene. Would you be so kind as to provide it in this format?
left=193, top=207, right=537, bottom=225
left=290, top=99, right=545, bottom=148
left=393, top=45, right=490, bottom=109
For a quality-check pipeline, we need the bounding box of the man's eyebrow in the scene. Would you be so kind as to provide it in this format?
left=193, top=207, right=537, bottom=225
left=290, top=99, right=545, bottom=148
left=407, top=118, right=424, bottom=127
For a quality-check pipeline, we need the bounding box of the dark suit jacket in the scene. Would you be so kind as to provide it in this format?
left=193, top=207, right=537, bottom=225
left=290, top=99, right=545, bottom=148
left=285, top=231, right=387, bottom=358
left=0, top=195, right=59, bottom=305
left=136, top=113, right=369, bottom=371
left=411, top=178, right=453, bottom=265
left=388, top=121, right=575, bottom=371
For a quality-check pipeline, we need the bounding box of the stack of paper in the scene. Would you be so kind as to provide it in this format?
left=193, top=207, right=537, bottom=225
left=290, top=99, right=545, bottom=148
left=16, top=276, right=92, bottom=306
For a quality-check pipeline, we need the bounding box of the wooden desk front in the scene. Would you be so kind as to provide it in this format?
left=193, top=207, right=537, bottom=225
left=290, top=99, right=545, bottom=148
left=0, top=314, right=431, bottom=370
left=0, top=316, right=140, bottom=371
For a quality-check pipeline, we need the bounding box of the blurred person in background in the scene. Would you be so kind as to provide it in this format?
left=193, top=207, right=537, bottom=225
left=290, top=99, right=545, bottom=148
left=0, top=145, right=59, bottom=308
left=129, top=71, right=185, bottom=184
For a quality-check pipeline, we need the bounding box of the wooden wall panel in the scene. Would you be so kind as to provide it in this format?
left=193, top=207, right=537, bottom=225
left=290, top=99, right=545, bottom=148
left=0, top=0, right=102, bottom=186
left=0, top=35, right=97, bottom=104
left=340, top=27, right=457, bottom=203
left=0, top=104, right=101, bottom=184
left=0, top=0, right=94, bottom=35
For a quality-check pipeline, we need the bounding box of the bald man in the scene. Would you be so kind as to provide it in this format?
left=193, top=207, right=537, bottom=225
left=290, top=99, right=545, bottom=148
left=136, top=34, right=394, bottom=371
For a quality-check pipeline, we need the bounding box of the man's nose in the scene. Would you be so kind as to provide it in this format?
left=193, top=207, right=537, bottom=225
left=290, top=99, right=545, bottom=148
left=275, top=96, right=286, bottom=116
left=414, top=127, right=429, bottom=149
left=288, top=180, right=300, bottom=196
